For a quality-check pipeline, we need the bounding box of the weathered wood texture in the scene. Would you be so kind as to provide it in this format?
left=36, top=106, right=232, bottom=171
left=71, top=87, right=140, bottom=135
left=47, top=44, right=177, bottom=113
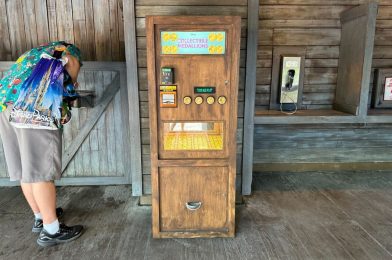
left=2, top=172, right=392, bottom=258
left=0, top=62, right=131, bottom=180
left=334, top=3, right=377, bottom=116
left=252, top=2, right=392, bottom=176
left=136, top=1, right=247, bottom=195
left=147, top=16, right=240, bottom=238
left=242, top=0, right=259, bottom=196
left=255, top=1, right=392, bottom=111
left=253, top=124, right=392, bottom=171
left=123, top=0, right=143, bottom=195
left=0, top=0, right=125, bottom=61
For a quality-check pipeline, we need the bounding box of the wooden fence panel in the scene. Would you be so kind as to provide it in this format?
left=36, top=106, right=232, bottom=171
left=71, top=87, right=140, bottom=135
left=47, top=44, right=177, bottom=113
left=0, top=62, right=131, bottom=181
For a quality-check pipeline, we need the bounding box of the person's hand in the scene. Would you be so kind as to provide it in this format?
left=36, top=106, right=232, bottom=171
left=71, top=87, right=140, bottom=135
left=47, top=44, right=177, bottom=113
left=64, top=54, right=81, bottom=85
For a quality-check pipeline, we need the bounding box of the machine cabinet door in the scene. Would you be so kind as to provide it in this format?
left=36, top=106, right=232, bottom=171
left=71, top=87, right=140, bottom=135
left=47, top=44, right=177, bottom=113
left=158, top=167, right=229, bottom=232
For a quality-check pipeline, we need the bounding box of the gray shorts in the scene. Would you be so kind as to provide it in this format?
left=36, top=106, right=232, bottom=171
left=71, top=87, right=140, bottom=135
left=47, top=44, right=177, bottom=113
left=0, top=106, right=62, bottom=183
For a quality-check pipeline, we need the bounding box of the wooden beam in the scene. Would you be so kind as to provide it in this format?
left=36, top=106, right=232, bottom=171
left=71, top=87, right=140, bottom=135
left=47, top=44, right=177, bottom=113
left=123, top=0, right=143, bottom=196
left=0, top=61, right=127, bottom=71
left=254, top=115, right=361, bottom=124
left=359, top=3, right=378, bottom=117
left=0, top=176, right=129, bottom=187
left=242, top=0, right=259, bottom=196
left=62, top=74, right=121, bottom=173
left=254, top=162, right=392, bottom=173
left=55, top=176, right=129, bottom=186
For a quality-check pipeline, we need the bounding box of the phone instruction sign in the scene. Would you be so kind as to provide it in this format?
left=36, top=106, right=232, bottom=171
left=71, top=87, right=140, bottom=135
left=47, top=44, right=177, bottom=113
left=161, top=31, right=226, bottom=55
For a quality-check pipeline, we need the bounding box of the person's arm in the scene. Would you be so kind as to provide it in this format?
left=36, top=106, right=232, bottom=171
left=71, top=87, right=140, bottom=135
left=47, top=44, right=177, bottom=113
left=64, top=54, right=81, bottom=87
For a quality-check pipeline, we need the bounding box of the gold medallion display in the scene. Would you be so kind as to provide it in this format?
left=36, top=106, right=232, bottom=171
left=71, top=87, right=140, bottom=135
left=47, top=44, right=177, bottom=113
left=218, top=96, right=227, bottom=105
left=183, top=96, right=192, bottom=105
left=194, top=96, right=203, bottom=105
left=207, top=96, right=215, bottom=104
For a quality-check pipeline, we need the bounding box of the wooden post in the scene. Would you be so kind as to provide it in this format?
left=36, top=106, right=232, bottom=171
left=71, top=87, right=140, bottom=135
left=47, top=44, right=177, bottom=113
left=123, top=0, right=143, bottom=196
left=242, top=0, right=259, bottom=196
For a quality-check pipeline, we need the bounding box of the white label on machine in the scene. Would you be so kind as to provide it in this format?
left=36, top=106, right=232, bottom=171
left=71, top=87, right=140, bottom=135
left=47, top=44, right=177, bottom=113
left=384, top=77, right=392, bottom=101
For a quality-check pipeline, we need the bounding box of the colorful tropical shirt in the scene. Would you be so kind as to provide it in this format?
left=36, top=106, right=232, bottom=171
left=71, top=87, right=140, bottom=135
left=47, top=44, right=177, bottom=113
left=0, top=41, right=82, bottom=112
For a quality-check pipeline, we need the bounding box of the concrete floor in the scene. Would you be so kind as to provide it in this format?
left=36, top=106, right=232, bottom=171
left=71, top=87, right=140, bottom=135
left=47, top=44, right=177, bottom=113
left=1, top=171, right=392, bottom=259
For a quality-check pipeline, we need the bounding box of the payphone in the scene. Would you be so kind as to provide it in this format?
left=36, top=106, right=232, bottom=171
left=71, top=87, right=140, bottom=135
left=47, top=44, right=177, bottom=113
left=147, top=16, right=241, bottom=238
left=279, top=56, right=301, bottom=112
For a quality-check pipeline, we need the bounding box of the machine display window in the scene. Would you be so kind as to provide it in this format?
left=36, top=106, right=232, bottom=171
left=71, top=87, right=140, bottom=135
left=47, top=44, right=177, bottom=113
left=163, top=122, right=224, bottom=150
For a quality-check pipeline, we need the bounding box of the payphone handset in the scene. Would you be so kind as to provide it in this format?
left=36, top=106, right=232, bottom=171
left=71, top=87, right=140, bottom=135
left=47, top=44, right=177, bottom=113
left=279, top=56, right=301, bottom=113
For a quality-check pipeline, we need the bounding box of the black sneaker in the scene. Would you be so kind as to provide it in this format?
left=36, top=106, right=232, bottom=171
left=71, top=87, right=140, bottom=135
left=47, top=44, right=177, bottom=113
left=37, top=223, right=84, bottom=247
left=32, top=207, right=64, bottom=233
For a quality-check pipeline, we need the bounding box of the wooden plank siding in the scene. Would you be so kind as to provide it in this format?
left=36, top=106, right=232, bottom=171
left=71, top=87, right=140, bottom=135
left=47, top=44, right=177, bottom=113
left=256, top=1, right=392, bottom=111
left=251, top=1, right=392, bottom=174
left=135, top=1, right=248, bottom=194
left=253, top=124, right=392, bottom=172
left=0, top=0, right=125, bottom=62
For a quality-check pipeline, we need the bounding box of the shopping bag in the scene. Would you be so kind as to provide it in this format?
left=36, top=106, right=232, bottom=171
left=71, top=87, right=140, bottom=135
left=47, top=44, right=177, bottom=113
left=9, top=54, right=68, bottom=130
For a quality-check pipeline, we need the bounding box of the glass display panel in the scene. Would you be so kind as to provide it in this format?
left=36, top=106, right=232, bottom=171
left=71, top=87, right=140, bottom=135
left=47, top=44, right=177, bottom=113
left=163, top=122, right=224, bottom=150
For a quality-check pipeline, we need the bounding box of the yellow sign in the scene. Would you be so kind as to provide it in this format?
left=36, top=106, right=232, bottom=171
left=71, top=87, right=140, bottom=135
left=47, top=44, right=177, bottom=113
left=160, top=85, right=177, bottom=92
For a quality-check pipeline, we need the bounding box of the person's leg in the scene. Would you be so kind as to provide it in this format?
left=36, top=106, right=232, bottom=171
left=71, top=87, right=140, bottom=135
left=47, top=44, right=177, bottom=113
left=31, top=181, right=57, bottom=224
left=16, top=120, right=83, bottom=246
left=20, top=183, right=40, bottom=214
left=25, top=181, right=65, bottom=233
left=36, top=181, right=83, bottom=247
left=18, top=128, right=62, bottom=226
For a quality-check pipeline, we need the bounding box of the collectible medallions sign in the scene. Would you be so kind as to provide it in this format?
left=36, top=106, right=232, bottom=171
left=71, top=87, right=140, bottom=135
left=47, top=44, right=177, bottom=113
left=161, top=31, right=226, bottom=55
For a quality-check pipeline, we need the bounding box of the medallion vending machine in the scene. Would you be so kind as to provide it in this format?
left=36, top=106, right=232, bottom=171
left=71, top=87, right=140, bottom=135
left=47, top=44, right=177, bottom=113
left=147, top=16, right=241, bottom=238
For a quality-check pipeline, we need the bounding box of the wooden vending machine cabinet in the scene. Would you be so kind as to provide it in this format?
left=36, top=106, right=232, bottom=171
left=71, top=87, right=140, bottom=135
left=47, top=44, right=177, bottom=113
left=147, top=16, right=241, bottom=238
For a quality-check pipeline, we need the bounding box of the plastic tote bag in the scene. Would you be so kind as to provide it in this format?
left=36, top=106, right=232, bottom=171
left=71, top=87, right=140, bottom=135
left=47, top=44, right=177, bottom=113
left=9, top=54, right=73, bottom=130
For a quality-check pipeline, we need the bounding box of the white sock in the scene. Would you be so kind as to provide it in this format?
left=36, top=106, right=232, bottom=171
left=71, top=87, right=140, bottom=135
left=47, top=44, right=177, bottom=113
left=34, top=212, right=42, bottom=220
left=43, top=219, right=60, bottom=235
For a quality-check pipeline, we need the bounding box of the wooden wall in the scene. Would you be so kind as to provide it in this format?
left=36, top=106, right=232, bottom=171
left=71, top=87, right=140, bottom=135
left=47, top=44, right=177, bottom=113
left=254, top=124, right=392, bottom=171
left=134, top=0, right=248, bottom=194
left=2, top=0, right=392, bottom=191
left=254, top=0, right=392, bottom=172
left=256, top=0, right=392, bottom=110
left=0, top=0, right=125, bottom=61
left=0, top=0, right=248, bottom=193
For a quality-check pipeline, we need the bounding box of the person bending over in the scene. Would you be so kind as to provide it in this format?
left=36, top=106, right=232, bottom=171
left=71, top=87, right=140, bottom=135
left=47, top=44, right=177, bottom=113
left=0, top=41, right=84, bottom=247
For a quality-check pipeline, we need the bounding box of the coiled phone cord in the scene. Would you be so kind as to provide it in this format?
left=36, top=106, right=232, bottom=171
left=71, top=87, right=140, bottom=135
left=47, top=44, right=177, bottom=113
left=279, top=91, right=298, bottom=115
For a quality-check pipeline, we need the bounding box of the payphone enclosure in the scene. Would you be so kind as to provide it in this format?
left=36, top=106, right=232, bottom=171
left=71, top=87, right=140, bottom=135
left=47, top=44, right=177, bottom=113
left=147, top=16, right=241, bottom=238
